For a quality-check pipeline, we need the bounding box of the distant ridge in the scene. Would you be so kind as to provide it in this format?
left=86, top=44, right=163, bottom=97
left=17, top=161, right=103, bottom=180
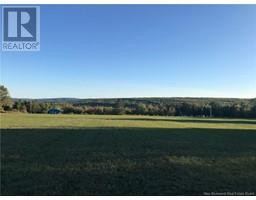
left=12, top=97, right=256, bottom=105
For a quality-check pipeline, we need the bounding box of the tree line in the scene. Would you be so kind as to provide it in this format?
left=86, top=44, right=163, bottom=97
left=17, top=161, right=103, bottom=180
left=1, top=85, right=256, bottom=118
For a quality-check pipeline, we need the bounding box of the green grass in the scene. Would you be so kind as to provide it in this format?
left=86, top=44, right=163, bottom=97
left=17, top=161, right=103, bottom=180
left=2, top=113, right=256, bottom=130
left=1, top=113, right=256, bottom=195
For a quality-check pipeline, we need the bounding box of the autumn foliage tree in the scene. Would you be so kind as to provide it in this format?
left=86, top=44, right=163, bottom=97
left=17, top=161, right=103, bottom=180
left=0, top=85, right=12, bottom=112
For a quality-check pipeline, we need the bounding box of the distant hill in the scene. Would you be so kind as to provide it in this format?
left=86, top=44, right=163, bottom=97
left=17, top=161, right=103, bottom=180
left=11, top=97, right=256, bottom=118
left=13, top=98, right=81, bottom=103
left=13, top=97, right=256, bottom=106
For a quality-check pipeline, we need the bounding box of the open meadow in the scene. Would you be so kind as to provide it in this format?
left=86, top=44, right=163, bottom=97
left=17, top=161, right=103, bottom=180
left=1, top=113, right=256, bottom=195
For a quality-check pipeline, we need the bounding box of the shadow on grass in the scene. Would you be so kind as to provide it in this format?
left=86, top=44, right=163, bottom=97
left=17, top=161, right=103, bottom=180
left=1, top=127, right=256, bottom=195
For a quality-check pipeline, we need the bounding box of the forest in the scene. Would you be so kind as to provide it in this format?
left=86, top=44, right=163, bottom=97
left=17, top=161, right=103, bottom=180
left=1, top=85, right=256, bottom=118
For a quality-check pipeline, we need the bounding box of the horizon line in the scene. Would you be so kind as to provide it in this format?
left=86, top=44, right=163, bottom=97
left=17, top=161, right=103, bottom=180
left=12, top=96, right=256, bottom=100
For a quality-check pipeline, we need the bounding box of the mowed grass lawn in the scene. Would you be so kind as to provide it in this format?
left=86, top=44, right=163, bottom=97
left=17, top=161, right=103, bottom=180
left=1, top=113, right=256, bottom=195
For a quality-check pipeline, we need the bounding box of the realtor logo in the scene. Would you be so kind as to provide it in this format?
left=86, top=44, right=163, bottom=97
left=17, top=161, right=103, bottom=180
left=2, top=6, right=40, bottom=51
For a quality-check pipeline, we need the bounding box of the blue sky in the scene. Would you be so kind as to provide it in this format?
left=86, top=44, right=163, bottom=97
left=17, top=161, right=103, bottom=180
left=1, top=5, right=256, bottom=98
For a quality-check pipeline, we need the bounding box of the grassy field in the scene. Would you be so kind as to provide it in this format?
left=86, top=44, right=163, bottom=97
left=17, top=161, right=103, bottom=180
left=1, top=113, right=256, bottom=195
